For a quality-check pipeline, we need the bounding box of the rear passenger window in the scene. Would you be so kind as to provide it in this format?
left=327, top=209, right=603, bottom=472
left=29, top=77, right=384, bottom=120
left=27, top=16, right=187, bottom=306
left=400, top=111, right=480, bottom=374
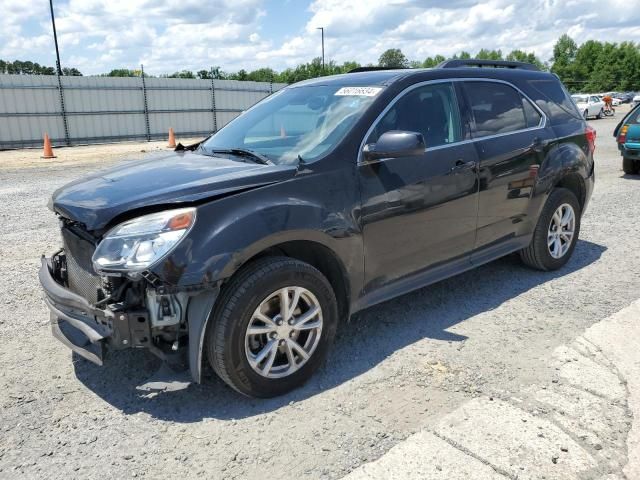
left=522, top=98, right=542, bottom=128
left=464, top=82, right=536, bottom=138
left=368, top=82, right=461, bottom=148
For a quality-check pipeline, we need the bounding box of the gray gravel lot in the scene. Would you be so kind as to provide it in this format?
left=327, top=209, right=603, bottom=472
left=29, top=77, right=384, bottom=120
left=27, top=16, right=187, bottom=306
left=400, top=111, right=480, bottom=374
left=0, top=110, right=639, bottom=479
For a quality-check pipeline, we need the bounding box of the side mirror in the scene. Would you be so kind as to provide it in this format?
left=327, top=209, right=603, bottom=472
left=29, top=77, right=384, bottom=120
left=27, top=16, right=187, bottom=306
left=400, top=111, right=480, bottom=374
left=363, top=130, right=426, bottom=162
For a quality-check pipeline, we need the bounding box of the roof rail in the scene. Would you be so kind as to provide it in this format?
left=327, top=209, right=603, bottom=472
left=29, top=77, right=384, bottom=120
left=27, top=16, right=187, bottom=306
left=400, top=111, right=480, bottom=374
left=436, top=59, right=539, bottom=71
left=347, top=66, right=408, bottom=73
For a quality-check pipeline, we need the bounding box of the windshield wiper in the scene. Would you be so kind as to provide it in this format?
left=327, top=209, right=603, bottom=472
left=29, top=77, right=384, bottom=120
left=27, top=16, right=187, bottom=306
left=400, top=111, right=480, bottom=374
left=207, top=148, right=273, bottom=165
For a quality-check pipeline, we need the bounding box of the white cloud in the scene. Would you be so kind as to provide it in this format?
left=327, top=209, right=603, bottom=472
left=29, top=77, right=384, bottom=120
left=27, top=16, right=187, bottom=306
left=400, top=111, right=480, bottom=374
left=1, top=0, right=640, bottom=74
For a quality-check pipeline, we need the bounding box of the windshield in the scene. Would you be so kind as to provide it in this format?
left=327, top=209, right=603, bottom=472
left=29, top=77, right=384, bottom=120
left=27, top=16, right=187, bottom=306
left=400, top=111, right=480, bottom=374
left=572, top=95, right=588, bottom=104
left=201, top=85, right=382, bottom=165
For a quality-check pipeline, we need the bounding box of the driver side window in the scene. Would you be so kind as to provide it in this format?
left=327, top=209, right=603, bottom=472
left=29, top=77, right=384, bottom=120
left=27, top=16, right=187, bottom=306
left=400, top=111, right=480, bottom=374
left=367, top=82, right=461, bottom=149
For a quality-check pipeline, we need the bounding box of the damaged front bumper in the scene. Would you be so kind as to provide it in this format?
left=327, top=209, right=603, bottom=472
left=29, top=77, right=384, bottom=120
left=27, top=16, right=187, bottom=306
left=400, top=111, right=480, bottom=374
left=39, top=255, right=218, bottom=383
left=39, top=256, right=154, bottom=365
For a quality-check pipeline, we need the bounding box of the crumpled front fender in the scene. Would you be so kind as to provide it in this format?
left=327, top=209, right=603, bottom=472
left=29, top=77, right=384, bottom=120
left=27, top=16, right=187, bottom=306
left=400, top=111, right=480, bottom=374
left=187, top=288, right=219, bottom=383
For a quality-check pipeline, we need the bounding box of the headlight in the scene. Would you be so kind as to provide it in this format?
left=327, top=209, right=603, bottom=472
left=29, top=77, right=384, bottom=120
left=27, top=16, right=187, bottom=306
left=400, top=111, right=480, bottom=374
left=92, top=208, right=196, bottom=273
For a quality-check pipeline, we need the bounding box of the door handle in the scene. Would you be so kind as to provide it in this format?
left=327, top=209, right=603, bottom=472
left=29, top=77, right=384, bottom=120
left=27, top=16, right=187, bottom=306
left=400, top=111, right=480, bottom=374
left=450, top=159, right=476, bottom=173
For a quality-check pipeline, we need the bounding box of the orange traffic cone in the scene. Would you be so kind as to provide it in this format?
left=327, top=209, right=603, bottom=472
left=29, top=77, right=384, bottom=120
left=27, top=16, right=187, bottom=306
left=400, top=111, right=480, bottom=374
left=167, top=128, right=176, bottom=148
left=41, top=133, right=56, bottom=159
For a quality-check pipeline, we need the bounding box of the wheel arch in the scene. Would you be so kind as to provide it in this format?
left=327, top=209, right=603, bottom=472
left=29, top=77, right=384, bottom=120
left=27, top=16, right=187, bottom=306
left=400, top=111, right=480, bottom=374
left=224, top=239, right=351, bottom=323
left=554, top=172, right=587, bottom=210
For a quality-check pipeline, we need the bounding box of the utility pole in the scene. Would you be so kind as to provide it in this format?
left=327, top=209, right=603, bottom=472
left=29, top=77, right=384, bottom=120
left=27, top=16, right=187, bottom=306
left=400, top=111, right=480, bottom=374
left=317, top=27, right=325, bottom=72
left=49, top=0, right=63, bottom=75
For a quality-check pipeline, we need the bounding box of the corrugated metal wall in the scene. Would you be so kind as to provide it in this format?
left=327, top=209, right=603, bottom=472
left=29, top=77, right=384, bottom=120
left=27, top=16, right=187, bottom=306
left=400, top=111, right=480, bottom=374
left=0, top=74, right=287, bottom=149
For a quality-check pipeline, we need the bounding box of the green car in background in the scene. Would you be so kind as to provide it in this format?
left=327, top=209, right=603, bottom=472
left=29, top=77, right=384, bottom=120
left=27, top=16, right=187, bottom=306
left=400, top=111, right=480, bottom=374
left=615, top=103, right=640, bottom=174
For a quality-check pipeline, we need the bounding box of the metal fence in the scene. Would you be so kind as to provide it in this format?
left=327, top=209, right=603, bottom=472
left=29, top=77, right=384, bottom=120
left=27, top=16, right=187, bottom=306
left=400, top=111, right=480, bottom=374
left=0, top=74, right=287, bottom=149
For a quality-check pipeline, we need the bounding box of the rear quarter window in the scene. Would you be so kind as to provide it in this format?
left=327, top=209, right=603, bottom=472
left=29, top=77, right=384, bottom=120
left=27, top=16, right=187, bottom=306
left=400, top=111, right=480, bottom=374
left=525, top=79, right=582, bottom=125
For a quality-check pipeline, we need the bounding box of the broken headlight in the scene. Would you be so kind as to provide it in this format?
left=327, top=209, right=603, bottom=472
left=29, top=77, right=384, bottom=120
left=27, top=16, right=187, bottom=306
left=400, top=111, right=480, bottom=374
left=92, top=208, right=196, bottom=274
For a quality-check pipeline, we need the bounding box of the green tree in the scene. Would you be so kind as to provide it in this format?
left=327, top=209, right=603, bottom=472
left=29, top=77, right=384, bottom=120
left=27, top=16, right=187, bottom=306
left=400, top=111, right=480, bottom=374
left=378, top=48, right=409, bottom=68
left=62, top=67, right=82, bottom=76
left=107, top=69, right=138, bottom=77
left=551, top=34, right=578, bottom=88
left=476, top=49, right=503, bottom=60
left=247, top=68, right=277, bottom=82
left=506, top=50, right=546, bottom=70
left=168, top=70, right=195, bottom=79
left=571, top=40, right=604, bottom=90
left=422, top=55, right=446, bottom=68
left=339, top=61, right=361, bottom=73
left=587, top=42, right=640, bottom=92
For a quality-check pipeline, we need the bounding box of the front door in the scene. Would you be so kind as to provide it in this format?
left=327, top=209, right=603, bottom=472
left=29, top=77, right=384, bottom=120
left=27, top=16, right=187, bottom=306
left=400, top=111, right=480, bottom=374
left=358, top=81, right=479, bottom=292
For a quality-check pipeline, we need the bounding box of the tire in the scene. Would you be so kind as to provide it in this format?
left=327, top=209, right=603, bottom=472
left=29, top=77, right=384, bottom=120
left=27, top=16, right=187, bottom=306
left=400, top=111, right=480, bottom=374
left=623, top=157, right=639, bottom=175
left=520, top=188, right=581, bottom=271
left=597, top=108, right=603, bottom=119
left=583, top=110, right=589, bottom=119
left=206, top=256, right=338, bottom=398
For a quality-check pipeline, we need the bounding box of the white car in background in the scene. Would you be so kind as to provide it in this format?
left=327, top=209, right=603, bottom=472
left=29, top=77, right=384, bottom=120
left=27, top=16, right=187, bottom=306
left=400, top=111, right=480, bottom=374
left=634, top=95, right=640, bottom=108
left=572, top=94, right=605, bottom=119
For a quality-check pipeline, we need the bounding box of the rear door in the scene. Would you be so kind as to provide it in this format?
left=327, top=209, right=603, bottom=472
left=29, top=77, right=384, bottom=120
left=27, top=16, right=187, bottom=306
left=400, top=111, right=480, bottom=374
left=460, top=80, right=551, bottom=261
left=358, top=81, right=479, bottom=291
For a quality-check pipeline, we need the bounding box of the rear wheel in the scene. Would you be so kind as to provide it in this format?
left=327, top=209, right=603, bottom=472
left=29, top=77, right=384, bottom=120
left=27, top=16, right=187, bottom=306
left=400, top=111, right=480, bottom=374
left=207, top=256, right=338, bottom=397
left=623, top=157, right=639, bottom=175
left=597, top=108, right=604, bottom=119
left=520, top=188, right=581, bottom=271
left=583, top=110, right=589, bottom=119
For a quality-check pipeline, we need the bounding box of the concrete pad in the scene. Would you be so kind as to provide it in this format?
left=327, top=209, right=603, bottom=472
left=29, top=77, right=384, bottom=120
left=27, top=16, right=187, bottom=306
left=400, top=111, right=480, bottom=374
left=342, top=430, right=503, bottom=480
left=582, top=299, right=640, bottom=479
left=534, top=384, right=626, bottom=440
left=436, top=397, right=597, bottom=479
left=553, top=345, right=626, bottom=401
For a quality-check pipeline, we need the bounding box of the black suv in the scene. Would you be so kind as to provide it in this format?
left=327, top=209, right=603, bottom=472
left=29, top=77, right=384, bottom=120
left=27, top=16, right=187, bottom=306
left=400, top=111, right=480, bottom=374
left=40, top=60, right=595, bottom=397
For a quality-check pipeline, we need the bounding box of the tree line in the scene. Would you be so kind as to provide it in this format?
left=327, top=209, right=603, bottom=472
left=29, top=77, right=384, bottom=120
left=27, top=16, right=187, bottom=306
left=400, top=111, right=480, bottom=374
left=0, top=59, right=81, bottom=76
left=2, top=35, right=639, bottom=92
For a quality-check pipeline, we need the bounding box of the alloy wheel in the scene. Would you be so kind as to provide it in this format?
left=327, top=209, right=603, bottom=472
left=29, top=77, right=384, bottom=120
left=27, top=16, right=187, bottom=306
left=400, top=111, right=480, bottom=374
left=547, top=203, right=575, bottom=259
left=244, top=286, right=323, bottom=378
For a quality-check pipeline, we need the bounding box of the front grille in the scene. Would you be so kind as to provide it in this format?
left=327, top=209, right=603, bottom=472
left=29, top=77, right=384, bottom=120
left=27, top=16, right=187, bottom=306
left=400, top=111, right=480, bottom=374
left=61, top=227, right=103, bottom=304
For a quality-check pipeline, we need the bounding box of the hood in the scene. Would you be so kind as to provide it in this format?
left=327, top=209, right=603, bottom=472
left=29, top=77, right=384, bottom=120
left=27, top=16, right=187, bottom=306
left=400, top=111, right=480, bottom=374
left=50, top=151, right=296, bottom=231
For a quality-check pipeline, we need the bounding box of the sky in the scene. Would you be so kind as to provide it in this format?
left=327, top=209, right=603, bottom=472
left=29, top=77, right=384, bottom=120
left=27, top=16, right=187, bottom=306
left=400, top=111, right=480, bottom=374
left=1, top=0, right=639, bottom=76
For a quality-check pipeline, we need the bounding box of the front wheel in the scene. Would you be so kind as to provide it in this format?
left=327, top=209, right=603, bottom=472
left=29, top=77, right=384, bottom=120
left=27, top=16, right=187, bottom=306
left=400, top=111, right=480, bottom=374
left=207, top=256, right=338, bottom=397
left=623, top=157, right=639, bottom=175
left=520, top=188, right=581, bottom=271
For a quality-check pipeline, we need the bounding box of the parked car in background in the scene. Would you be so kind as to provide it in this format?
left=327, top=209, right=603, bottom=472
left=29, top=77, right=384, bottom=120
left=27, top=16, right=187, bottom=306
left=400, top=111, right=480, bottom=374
left=572, top=94, right=605, bottom=119
left=633, top=95, right=640, bottom=108
left=614, top=102, right=640, bottom=174
left=615, top=92, right=635, bottom=104
left=611, top=97, right=623, bottom=107
left=39, top=60, right=595, bottom=397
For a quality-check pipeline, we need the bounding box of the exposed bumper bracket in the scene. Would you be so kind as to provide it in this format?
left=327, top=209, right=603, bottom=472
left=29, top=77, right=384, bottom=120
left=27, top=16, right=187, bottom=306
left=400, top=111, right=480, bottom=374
left=39, top=257, right=109, bottom=365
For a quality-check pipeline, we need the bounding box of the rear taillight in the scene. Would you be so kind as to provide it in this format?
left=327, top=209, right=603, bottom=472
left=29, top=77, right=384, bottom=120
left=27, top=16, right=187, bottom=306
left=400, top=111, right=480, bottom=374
left=586, top=125, right=596, bottom=153
left=618, top=124, right=629, bottom=144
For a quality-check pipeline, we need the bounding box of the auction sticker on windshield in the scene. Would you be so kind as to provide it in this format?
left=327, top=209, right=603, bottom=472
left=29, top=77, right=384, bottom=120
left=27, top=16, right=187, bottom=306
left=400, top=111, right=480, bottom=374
left=335, top=87, right=382, bottom=96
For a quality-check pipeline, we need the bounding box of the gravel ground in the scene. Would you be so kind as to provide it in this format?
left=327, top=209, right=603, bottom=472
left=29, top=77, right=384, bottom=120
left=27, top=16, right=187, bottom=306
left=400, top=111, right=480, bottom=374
left=0, top=109, right=638, bottom=479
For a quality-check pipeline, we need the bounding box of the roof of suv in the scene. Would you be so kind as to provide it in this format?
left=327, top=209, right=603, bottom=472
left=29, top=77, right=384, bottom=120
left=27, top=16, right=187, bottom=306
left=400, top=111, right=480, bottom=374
left=293, top=64, right=554, bottom=89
